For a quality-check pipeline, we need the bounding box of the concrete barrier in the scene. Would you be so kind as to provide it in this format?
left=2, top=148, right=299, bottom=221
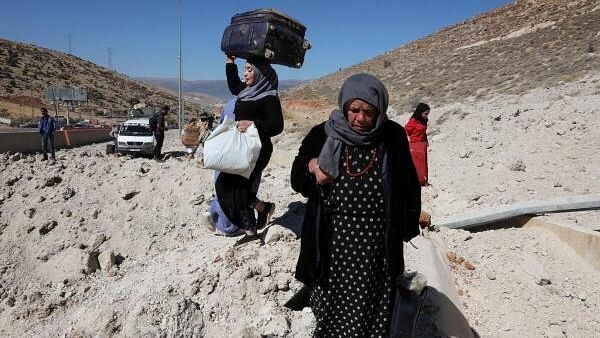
left=0, top=128, right=111, bottom=153
left=436, top=194, right=600, bottom=230
left=524, top=217, right=600, bottom=271
left=406, top=236, right=476, bottom=337
left=62, top=128, right=112, bottom=146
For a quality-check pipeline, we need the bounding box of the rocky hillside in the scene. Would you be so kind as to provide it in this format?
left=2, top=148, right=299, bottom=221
left=0, top=39, right=201, bottom=122
left=283, top=0, right=600, bottom=115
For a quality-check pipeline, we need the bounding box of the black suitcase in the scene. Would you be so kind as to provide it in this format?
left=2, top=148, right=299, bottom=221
left=221, top=8, right=311, bottom=68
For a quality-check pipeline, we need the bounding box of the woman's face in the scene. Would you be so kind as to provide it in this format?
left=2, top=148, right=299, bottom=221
left=346, top=99, right=378, bottom=132
left=422, top=110, right=430, bottom=120
left=244, top=63, right=255, bottom=86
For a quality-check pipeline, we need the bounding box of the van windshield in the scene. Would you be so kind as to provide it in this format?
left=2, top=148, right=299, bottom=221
left=120, top=124, right=153, bottom=136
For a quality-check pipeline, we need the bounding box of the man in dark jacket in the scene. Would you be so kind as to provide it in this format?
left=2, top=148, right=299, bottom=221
left=38, top=107, right=56, bottom=161
left=152, top=105, right=169, bottom=162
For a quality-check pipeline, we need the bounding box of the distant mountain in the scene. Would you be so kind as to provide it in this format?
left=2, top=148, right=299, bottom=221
left=138, top=77, right=308, bottom=100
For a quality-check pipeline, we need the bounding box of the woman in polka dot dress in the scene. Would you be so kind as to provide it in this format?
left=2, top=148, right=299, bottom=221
left=291, top=73, right=422, bottom=337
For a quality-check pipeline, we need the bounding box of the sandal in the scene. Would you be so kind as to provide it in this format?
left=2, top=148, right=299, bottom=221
left=257, top=202, right=275, bottom=230
left=233, top=234, right=261, bottom=247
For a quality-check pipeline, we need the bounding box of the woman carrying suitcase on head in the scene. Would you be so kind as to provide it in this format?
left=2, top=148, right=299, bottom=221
left=212, top=55, right=283, bottom=246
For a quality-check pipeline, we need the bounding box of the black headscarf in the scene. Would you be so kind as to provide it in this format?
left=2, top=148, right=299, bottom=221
left=317, top=73, right=389, bottom=179
left=411, top=103, right=430, bottom=124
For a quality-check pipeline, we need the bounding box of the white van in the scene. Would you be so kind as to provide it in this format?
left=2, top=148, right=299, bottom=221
left=117, top=118, right=155, bottom=155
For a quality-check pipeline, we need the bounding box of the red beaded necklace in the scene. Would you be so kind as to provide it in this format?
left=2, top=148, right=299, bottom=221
left=343, top=146, right=378, bottom=177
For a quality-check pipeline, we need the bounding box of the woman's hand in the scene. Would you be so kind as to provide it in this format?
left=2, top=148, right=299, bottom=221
left=308, top=158, right=333, bottom=185
left=225, top=54, right=235, bottom=63
left=236, top=120, right=253, bottom=133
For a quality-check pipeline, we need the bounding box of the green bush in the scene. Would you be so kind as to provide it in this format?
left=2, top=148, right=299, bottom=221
left=7, top=50, right=18, bottom=67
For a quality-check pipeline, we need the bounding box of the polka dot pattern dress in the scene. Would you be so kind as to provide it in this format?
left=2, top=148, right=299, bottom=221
left=310, top=145, right=392, bottom=338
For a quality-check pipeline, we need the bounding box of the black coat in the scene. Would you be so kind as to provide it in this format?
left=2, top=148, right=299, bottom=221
left=291, top=120, right=421, bottom=287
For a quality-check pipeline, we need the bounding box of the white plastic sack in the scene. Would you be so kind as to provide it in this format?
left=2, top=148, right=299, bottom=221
left=202, top=117, right=262, bottom=179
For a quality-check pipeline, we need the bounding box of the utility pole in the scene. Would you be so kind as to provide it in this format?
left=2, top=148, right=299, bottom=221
left=68, top=34, right=72, bottom=54
left=107, top=47, right=113, bottom=70
left=30, top=89, right=35, bottom=122
left=178, top=0, right=184, bottom=131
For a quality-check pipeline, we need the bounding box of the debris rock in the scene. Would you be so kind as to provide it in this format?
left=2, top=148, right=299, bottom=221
left=84, top=251, right=100, bottom=274
left=44, top=176, right=62, bottom=187
left=260, top=314, right=290, bottom=337
left=24, top=208, right=36, bottom=218
left=39, top=220, right=58, bottom=235
left=62, top=187, right=76, bottom=200
left=264, top=225, right=295, bottom=243
left=98, top=251, right=115, bottom=273
left=190, top=194, right=205, bottom=206
left=276, top=277, right=290, bottom=291
left=509, top=160, right=527, bottom=172
left=140, top=162, right=151, bottom=174
left=91, top=234, right=107, bottom=250
left=464, top=261, right=476, bottom=270
left=122, top=191, right=140, bottom=201
left=6, top=176, right=21, bottom=186
left=166, top=298, right=204, bottom=338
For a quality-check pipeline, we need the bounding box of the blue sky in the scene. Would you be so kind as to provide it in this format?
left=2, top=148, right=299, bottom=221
left=0, top=0, right=511, bottom=81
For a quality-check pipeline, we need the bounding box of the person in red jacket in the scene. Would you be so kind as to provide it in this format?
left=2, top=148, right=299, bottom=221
left=405, top=103, right=430, bottom=185
left=405, top=103, right=430, bottom=143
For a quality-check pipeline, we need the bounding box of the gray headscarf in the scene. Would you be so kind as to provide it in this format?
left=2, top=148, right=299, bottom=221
left=317, top=73, right=389, bottom=179
left=237, top=57, right=278, bottom=102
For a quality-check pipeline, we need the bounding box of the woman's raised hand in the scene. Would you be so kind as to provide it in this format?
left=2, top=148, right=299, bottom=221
left=308, top=158, right=333, bottom=185
left=225, top=54, right=235, bottom=63
left=236, top=120, right=253, bottom=132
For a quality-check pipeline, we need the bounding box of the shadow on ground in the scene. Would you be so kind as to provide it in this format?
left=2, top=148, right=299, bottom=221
left=270, top=201, right=305, bottom=237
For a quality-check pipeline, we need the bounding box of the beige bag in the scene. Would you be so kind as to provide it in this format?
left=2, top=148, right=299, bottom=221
left=182, top=123, right=203, bottom=146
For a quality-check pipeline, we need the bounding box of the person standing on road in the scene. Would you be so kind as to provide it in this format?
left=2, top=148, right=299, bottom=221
left=152, top=105, right=169, bottom=162
left=38, top=107, right=56, bottom=161
left=109, top=124, right=119, bottom=153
